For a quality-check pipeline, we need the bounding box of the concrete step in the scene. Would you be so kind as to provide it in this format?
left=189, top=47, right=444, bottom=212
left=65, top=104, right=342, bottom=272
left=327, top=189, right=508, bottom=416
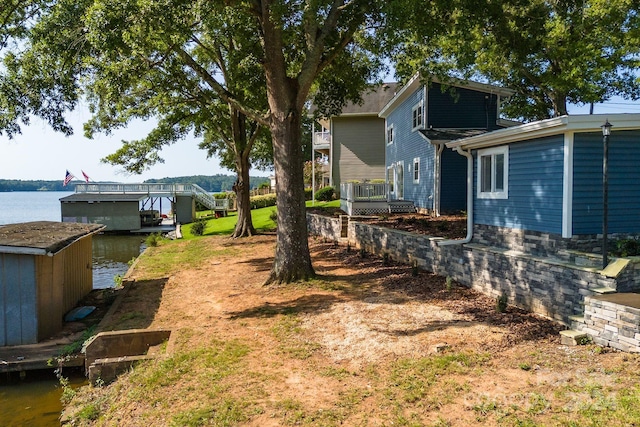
left=560, top=329, right=590, bottom=346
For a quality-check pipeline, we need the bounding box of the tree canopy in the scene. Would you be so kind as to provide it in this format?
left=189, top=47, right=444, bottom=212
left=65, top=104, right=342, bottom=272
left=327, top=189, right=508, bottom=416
left=391, top=0, right=640, bottom=120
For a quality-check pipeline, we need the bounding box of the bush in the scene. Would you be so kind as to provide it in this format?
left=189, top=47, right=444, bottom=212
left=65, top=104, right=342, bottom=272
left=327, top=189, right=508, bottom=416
left=269, top=209, right=278, bottom=225
left=250, top=193, right=277, bottom=209
left=191, top=219, right=207, bottom=236
left=315, top=186, right=335, bottom=201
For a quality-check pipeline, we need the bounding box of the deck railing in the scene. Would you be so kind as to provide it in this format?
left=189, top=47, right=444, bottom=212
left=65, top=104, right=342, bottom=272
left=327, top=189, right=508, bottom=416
left=340, top=182, right=388, bottom=202
left=74, top=183, right=226, bottom=211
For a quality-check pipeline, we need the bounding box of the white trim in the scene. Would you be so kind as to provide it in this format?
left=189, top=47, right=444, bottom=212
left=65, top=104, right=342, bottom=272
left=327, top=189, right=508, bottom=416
left=411, top=100, right=424, bottom=131
left=413, top=157, right=420, bottom=183
left=387, top=165, right=395, bottom=196
left=562, top=132, right=574, bottom=238
left=447, top=113, right=640, bottom=151
left=477, top=146, right=509, bottom=199
left=386, top=123, right=394, bottom=145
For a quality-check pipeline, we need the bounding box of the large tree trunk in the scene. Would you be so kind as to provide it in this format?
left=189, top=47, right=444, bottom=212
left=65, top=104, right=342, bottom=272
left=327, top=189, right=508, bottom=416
left=231, top=153, right=256, bottom=238
left=264, top=107, right=315, bottom=284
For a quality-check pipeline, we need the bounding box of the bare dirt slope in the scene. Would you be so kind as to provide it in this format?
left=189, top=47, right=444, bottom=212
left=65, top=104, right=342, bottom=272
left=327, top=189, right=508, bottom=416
left=66, top=234, right=640, bottom=426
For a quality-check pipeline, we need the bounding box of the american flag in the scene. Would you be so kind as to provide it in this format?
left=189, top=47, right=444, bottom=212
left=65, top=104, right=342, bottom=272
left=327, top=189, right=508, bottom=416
left=81, top=170, right=90, bottom=183
left=63, top=170, right=75, bottom=186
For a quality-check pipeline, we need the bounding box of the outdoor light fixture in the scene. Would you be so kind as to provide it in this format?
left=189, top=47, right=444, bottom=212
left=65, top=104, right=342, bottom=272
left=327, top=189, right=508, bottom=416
left=601, top=119, right=613, bottom=269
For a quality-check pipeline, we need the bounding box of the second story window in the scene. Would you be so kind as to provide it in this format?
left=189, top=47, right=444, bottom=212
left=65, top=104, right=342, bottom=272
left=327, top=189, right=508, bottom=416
left=386, top=124, right=394, bottom=145
left=412, top=100, right=424, bottom=131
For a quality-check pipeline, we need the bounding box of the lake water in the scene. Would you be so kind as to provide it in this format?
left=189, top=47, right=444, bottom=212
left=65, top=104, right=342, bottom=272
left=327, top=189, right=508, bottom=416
left=0, top=191, right=146, bottom=426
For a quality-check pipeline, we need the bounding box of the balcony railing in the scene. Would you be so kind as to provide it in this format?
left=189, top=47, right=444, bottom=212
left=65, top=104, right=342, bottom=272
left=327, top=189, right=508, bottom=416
left=313, top=131, right=331, bottom=148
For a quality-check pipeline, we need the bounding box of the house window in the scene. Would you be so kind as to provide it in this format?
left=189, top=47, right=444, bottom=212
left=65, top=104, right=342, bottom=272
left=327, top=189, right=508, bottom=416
left=386, top=124, right=394, bottom=145
left=413, top=157, right=420, bottom=183
left=411, top=101, right=424, bottom=131
left=477, top=146, right=508, bottom=199
left=387, top=166, right=394, bottom=194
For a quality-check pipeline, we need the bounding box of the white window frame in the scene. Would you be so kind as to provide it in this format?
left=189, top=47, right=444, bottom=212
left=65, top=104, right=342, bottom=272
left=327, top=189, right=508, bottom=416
left=477, top=146, right=509, bottom=199
left=411, top=100, right=424, bottom=131
left=413, top=157, right=420, bottom=183
left=386, top=123, right=394, bottom=145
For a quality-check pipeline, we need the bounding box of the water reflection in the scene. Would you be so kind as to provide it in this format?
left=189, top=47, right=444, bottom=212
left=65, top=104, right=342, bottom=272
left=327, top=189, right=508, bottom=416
left=92, top=234, right=146, bottom=289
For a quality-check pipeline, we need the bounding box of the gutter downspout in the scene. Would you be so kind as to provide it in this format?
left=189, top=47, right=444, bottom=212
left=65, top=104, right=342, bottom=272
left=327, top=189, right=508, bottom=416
left=433, top=143, right=444, bottom=217
left=438, top=146, right=473, bottom=246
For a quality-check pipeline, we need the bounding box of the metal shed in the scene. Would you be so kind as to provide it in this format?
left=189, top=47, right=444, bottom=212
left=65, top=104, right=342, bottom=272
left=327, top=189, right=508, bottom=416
left=0, top=221, right=104, bottom=346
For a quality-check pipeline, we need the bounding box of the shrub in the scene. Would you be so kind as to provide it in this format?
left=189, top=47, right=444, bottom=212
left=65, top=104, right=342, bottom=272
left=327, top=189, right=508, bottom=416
left=269, top=209, right=278, bottom=225
left=315, top=186, right=335, bottom=201
left=145, top=233, right=161, bottom=247
left=496, top=293, right=508, bottom=313
left=191, top=219, right=207, bottom=236
left=250, top=193, right=277, bottom=209
left=614, top=238, right=640, bottom=257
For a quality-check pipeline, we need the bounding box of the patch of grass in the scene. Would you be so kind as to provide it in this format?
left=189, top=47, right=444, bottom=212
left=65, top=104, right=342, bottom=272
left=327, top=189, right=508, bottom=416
left=183, top=205, right=278, bottom=238
left=170, top=399, right=259, bottom=427
left=272, top=314, right=321, bottom=359
left=59, top=325, right=97, bottom=356
left=133, top=239, right=237, bottom=279
left=386, top=352, right=490, bottom=405
left=305, top=199, right=341, bottom=209
left=76, top=403, right=101, bottom=421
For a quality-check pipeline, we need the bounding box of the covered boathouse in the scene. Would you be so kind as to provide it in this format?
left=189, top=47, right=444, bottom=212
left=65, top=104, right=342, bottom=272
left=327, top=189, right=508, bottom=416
left=0, top=221, right=104, bottom=345
left=60, top=183, right=228, bottom=232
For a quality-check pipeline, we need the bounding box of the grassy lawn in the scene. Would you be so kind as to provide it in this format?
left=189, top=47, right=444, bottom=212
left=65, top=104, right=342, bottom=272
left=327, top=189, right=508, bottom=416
left=182, top=199, right=341, bottom=238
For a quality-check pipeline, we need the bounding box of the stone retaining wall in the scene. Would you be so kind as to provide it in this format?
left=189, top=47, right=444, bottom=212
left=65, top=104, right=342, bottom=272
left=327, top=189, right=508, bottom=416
left=580, top=294, right=640, bottom=352
left=307, top=213, right=640, bottom=325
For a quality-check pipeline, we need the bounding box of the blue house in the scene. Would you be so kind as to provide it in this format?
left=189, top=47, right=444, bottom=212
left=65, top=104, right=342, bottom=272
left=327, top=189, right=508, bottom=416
left=445, top=113, right=640, bottom=257
left=379, top=74, right=516, bottom=215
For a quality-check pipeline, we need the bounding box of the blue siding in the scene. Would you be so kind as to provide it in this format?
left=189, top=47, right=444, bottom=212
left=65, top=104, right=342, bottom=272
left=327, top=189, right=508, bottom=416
left=474, top=136, right=564, bottom=233
left=386, top=86, right=435, bottom=210
left=573, top=130, right=640, bottom=234
left=440, top=148, right=467, bottom=211
left=428, top=83, right=501, bottom=130
left=0, top=253, right=37, bottom=346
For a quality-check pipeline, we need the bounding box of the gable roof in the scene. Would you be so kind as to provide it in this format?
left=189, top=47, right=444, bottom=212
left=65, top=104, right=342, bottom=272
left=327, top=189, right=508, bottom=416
left=379, top=73, right=515, bottom=119
left=311, top=83, right=399, bottom=119
left=446, top=113, right=640, bottom=151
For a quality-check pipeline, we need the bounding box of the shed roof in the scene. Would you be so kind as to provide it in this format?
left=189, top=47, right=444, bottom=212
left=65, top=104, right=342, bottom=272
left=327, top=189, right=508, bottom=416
left=60, top=193, right=146, bottom=203
left=0, top=221, right=105, bottom=256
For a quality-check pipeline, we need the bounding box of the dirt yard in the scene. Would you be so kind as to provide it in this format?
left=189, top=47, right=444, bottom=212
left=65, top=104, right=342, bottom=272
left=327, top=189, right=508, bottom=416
left=63, top=234, right=640, bottom=426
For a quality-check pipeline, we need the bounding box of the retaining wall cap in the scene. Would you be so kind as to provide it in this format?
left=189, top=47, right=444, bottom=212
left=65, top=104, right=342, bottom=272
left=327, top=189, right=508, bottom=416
left=602, top=258, right=630, bottom=278
left=591, top=293, right=640, bottom=311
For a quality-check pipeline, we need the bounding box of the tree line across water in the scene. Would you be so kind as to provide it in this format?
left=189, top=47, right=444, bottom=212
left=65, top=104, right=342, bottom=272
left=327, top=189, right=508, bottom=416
left=0, top=175, right=270, bottom=193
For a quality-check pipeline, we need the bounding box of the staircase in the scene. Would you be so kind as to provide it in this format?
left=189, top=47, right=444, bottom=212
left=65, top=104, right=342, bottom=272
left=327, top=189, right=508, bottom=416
left=191, top=184, right=228, bottom=211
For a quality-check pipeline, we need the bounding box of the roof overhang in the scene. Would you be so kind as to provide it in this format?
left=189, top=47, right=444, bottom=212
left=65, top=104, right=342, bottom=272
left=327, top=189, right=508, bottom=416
left=446, top=113, right=640, bottom=151
left=379, top=73, right=515, bottom=119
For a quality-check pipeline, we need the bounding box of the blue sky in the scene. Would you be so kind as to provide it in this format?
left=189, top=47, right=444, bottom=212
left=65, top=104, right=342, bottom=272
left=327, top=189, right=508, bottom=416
left=1, top=96, right=639, bottom=183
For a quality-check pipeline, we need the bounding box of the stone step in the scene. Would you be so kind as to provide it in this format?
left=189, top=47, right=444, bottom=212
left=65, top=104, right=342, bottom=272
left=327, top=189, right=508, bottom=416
left=568, top=315, right=585, bottom=331
left=591, top=287, right=617, bottom=294
left=560, top=329, right=590, bottom=346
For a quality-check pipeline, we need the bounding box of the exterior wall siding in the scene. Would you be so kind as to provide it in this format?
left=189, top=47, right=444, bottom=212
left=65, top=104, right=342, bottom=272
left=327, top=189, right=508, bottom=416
left=427, top=83, right=501, bottom=130
left=573, top=130, right=640, bottom=235
left=62, top=201, right=141, bottom=231
left=332, top=116, right=386, bottom=189
left=386, top=86, right=435, bottom=210
left=474, top=136, right=564, bottom=234
left=0, top=253, right=37, bottom=346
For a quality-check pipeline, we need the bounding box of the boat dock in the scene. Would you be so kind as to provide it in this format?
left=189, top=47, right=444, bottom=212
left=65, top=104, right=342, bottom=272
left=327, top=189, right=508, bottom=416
left=60, top=183, right=229, bottom=232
